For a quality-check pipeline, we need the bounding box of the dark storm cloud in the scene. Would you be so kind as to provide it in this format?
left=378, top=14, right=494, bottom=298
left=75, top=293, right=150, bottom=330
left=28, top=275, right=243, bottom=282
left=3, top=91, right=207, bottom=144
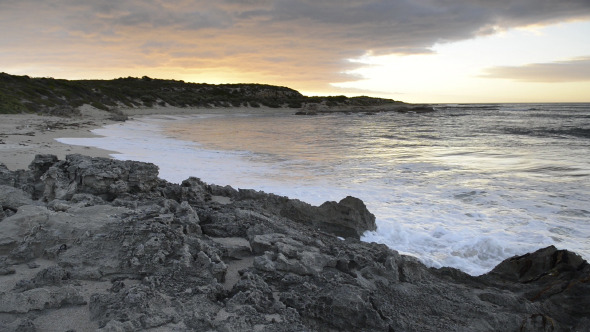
left=483, top=57, right=590, bottom=82
left=1, top=0, right=589, bottom=89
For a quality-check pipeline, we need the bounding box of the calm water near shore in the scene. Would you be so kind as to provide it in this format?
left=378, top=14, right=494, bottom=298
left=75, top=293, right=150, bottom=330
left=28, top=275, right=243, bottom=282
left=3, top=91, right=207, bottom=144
left=58, top=103, right=590, bottom=275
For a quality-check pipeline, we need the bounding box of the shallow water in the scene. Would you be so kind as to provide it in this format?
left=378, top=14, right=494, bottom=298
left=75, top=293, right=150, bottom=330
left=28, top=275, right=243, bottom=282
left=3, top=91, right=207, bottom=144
left=58, top=104, right=590, bottom=275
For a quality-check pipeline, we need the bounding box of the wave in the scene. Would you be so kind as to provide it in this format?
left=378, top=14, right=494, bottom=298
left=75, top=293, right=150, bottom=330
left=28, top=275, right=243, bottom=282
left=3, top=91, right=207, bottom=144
left=503, top=127, right=590, bottom=139
left=56, top=105, right=590, bottom=275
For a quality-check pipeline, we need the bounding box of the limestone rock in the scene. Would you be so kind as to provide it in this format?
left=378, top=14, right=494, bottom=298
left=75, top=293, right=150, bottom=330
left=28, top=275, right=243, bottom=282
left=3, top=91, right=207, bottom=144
left=0, top=154, right=587, bottom=331
left=316, top=196, right=377, bottom=238
left=0, top=185, right=35, bottom=216
left=0, top=286, right=85, bottom=314
left=41, top=154, right=160, bottom=201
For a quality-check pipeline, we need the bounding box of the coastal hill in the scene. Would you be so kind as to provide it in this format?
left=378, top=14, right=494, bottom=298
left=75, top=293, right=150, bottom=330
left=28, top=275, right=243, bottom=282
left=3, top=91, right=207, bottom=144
left=0, top=72, right=429, bottom=116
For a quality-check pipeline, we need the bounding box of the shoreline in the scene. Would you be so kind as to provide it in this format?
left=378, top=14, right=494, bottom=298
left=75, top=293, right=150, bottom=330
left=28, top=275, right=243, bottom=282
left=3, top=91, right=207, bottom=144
left=1, top=106, right=118, bottom=170
left=0, top=153, right=587, bottom=331
left=4, top=104, right=589, bottom=275
left=1, top=105, right=293, bottom=171
left=1, top=104, right=589, bottom=330
left=1, top=103, right=433, bottom=171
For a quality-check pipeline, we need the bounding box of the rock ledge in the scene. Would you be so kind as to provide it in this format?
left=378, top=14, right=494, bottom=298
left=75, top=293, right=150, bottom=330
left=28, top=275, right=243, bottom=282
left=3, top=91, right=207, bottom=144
left=0, top=155, right=588, bottom=331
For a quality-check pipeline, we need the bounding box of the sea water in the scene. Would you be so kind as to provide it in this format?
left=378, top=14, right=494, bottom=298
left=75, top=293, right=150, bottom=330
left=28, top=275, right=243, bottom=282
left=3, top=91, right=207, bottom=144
left=57, top=104, right=590, bottom=275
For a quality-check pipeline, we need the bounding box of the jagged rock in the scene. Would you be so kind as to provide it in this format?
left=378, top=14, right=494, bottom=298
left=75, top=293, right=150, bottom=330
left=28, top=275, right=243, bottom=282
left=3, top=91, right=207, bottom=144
left=200, top=208, right=279, bottom=237
left=0, top=285, right=86, bottom=314
left=210, top=237, right=252, bottom=260
left=28, top=154, right=59, bottom=179
left=0, top=164, right=17, bottom=187
left=14, top=265, right=71, bottom=291
left=227, top=272, right=275, bottom=311
left=41, top=154, right=160, bottom=201
left=0, top=154, right=588, bottom=331
left=0, top=185, right=35, bottom=213
left=481, top=245, right=590, bottom=329
left=89, top=284, right=178, bottom=330
left=231, top=191, right=376, bottom=239
left=173, top=200, right=202, bottom=235
left=0, top=205, right=54, bottom=259
left=0, top=259, right=16, bottom=276
left=70, top=192, right=106, bottom=206
left=250, top=233, right=289, bottom=254
left=209, top=183, right=238, bottom=198
left=277, top=195, right=376, bottom=239
left=315, top=196, right=377, bottom=238
left=0, top=318, right=37, bottom=332
left=485, top=245, right=586, bottom=284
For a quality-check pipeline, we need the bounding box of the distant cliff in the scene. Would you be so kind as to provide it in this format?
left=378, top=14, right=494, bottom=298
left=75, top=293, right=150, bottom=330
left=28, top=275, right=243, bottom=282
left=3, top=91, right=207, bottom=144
left=0, top=73, right=406, bottom=115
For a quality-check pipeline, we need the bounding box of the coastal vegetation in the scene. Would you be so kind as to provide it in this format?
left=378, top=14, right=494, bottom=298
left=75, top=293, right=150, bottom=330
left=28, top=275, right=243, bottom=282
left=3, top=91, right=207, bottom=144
left=0, top=72, right=404, bottom=115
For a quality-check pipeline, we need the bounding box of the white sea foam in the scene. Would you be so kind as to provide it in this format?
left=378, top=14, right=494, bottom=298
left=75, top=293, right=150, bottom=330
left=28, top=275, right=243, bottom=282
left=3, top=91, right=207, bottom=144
left=57, top=106, right=590, bottom=276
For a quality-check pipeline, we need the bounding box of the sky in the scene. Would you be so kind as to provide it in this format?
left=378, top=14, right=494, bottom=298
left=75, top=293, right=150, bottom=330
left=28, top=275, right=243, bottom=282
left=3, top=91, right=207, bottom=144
left=1, top=0, right=589, bottom=103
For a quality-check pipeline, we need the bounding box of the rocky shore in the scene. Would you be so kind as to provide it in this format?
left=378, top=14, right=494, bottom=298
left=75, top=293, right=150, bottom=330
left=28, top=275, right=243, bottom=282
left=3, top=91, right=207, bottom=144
left=0, top=154, right=588, bottom=331
left=295, top=103, right=436, bottom=115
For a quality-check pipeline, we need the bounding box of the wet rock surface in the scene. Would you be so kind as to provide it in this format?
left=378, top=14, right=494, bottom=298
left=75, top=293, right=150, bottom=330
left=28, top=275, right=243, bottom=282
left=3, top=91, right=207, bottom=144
left=0, top=154, right=588, bottom=331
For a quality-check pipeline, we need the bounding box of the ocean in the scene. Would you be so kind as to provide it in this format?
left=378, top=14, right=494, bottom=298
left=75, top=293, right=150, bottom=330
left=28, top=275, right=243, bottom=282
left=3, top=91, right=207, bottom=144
left=57, top=103, right=590, bottom=276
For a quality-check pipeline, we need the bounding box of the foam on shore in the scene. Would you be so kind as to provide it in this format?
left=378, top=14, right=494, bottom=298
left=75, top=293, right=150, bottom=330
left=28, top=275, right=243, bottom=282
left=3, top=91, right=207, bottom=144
left=57, top=107, right=590, bottom=276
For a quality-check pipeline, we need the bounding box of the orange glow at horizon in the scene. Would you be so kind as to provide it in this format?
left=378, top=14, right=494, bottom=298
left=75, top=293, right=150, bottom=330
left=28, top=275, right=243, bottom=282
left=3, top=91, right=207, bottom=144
left=1, top=2, right=589, bottom=103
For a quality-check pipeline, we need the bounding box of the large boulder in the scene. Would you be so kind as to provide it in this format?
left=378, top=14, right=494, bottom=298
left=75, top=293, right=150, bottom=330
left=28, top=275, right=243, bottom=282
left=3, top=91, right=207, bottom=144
left=41, top=154, right=160, bottom=201
left=276, top=195, right=376, bottom=239
left=201, top=189, right=376, bottom=239
left=481, top=246, right=590, bottom=331
left=0, top=185, right=35, bottom=219
left=28, top=154, right=59, bottom=179
left=316, top=196, right=377, bottom=238
left=484, top=245, right=587, bottom=284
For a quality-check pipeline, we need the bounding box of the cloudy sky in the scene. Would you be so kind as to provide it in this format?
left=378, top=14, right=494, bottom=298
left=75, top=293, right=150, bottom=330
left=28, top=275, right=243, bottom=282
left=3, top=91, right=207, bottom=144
left=2, top=0, right=589, bottom=102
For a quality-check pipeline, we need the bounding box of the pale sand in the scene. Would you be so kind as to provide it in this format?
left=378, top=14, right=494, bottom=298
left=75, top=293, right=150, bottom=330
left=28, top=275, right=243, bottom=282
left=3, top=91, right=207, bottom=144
left=0, top=105, right=293, bottom=171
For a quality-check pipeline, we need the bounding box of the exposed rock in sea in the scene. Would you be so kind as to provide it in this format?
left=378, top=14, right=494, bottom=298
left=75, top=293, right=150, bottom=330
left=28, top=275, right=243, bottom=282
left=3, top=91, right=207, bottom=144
left=0, top=154, right=588, bottom=331
left=294, top=110, right=318, bottom=116
left=295, top=103, right=437, bottom=115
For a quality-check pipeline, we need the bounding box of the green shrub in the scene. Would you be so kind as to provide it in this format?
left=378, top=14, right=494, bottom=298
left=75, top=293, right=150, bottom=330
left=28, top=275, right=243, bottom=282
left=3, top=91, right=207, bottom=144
left=90, top=101, right=109, bottom=111
left=0, top=72, right=402, bottom=115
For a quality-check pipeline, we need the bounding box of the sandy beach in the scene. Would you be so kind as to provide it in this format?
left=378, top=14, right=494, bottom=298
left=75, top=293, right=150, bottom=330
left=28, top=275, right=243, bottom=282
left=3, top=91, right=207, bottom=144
left=0, top=105, right=291, bottom=171
left=0, top=106, right=117, bottom=170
